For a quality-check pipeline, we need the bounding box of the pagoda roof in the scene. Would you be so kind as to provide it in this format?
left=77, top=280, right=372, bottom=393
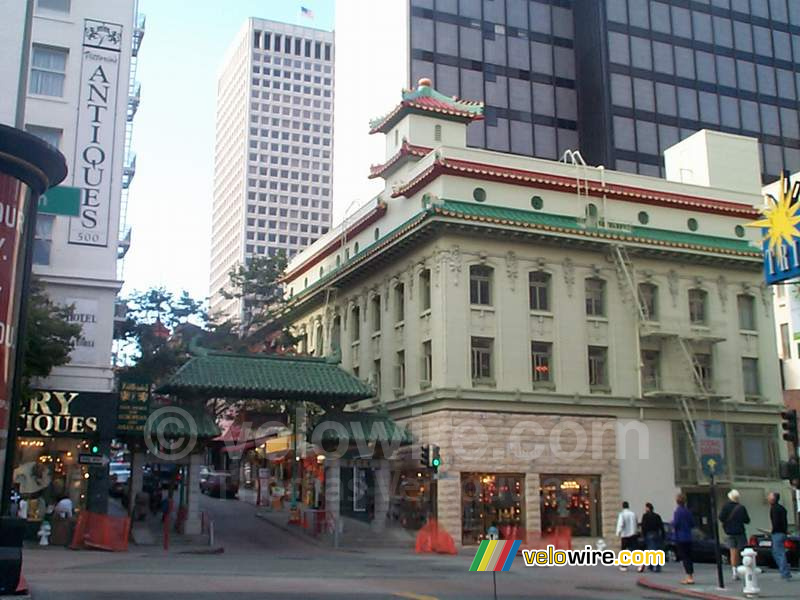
left=369, top=78, right=484, bottom=134
left=368, top=142, right=431, bottom=179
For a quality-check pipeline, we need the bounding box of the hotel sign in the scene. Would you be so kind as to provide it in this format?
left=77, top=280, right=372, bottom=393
left=751, top=171, right=800, bottom=285
left=18, top=390, right=118, bottom=438
left=69, top=19, right=123, bottom=247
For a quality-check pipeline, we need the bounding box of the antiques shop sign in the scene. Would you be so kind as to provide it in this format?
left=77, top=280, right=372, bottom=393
left=18, top=390, right=118, bottom=438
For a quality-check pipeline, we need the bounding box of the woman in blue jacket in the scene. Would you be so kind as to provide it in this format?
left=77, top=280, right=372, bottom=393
left=671, top=494, right=695, bottom=585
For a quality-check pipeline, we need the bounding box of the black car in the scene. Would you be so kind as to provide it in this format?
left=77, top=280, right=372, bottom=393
left=748, top=531, right=800, bottom=569
left=637, top=525, right=730, bottom=565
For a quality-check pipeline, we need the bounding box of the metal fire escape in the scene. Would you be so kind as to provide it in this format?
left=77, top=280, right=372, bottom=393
left=117, top=9, right=145, bottom=277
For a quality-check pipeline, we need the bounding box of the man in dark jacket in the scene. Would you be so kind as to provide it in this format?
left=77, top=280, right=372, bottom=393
left=768, top=492, right=792, bottom=580
left=718, top=489, right=750, bottom=581
left=639, top=502, right=665, bottom=572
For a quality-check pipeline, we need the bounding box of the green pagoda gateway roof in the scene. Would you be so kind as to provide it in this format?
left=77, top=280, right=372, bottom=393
left=369, top=78, right=484, bottom=134
left=314, top=411, right=412, bottom=446
left=144, top=401, right=221, bottom=440
left=157, top=352, right=373, bottom=403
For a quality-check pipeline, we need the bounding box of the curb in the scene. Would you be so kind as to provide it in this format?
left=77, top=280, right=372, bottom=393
left=637, top=577, right=740, bottom=600
left=176, top=546, right=225, bottom=555
left=254, top=511, right=324, bottom=548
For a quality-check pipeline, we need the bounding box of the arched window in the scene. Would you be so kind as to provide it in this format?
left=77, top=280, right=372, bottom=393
left=351, top=305, right=360, bottom=342
left=314, top=322, right=324, bottom=356
left=331, top=315, right=341, bottom=354
left=586, top=203, right=599, bottom=228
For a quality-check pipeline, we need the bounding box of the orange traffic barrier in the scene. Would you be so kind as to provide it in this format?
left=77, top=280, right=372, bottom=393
left=70, top=511, right=131, bottom=552
left=518, top=526, right=573, bottom=552
left=414, top=519, right=457, bottom=555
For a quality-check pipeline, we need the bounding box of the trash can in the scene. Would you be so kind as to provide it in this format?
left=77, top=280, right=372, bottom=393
left=0, top=517, right=26, bottom=594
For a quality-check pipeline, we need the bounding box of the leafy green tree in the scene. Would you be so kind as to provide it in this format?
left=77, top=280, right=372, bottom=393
left=218, top=253, right=289, bottom=335
left=21, top=279, right=82, bottom=386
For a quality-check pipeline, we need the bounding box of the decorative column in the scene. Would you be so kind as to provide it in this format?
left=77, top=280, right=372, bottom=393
left=324, top=459, right=341, bottom=532
left=128, top=452, right=145, bottom=517
left=371, top=460, right=390, bottom=533
left=184, top=453, right=203, bottom=535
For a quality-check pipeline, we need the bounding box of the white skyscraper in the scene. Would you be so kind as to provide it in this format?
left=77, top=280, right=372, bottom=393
left=210, top=18, right=334, bottom=321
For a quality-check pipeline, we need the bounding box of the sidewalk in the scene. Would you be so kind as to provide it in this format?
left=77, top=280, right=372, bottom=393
left=638, top=564, right=796, bottom=600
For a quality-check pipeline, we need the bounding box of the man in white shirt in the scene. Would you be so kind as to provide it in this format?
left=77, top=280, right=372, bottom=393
left=54, top=496, right=73, bottom=519
left=616, top=501, right=638, bottom=571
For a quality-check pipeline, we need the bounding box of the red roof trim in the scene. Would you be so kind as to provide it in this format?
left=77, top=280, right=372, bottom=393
left=392, top=158, right=759, bottom=218
left=369, top=143, right=432, bottom=179
left=283, top=203, right=388, bottom=281
left=369, top=101, right=484, bottom=134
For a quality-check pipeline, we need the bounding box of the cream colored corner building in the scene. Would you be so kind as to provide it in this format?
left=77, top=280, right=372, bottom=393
left=284, top=80, right=790, bottom=545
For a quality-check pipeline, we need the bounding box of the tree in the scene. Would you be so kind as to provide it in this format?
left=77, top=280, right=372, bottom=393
left=218, top=253, right=289, bottom=335
left=22, top=278, right=82, bottom=387
left=115, top=287, right=207, bottom=384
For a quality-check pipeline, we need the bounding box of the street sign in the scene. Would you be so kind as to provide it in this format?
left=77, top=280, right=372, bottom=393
left=38, top=186, right=81, bottom=216
left=78, top=454, right=109, bottom=466
left=697, top=419, right=726, bottom=477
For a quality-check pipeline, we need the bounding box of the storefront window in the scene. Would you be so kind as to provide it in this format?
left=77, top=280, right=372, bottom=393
left=540, top=475, right=601, bottom=537
left=390, top=469, right=431, bottom=531
left=461, top=473, right=524, bottom=545
left=13, top=438, right=90, bottom=522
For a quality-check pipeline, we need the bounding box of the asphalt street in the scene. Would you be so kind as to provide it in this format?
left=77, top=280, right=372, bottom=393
left=17, top=494, right=790, bottom=599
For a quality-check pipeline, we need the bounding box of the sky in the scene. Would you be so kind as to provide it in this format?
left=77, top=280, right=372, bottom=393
left=122, top=0, right=335, bottom=301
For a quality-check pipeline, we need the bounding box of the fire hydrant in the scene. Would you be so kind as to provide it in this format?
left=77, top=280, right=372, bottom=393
left=736, top=547, right=761, bottom=597
left=37, top=521, right=51, bottom=546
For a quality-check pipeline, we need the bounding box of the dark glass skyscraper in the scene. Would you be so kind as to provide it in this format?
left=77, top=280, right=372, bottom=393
left=409, top=0, right=800, bottom=181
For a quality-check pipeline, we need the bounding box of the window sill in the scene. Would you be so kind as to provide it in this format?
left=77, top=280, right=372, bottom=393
left=690, top=324, right=710, bottom=330
left=744, top=394, right=764, bottom=403
left=371, top=332, right=381, bottom=339
left=739, top=329, right=758, bottom=335
left=351, top=341, right=360, bottom=347
left=393, top=387, right=404, bottom=397
left=470, top=304, right=495, bottom=312
left=472, top=378, right=496, bottom=388
left=529, top=310, right=554, bottom=317
left=419, top=380, right=431, bottom=390
left=395, top=321, right=405, bottom=330
left=589, top=385, right=612, bottom=394
left=532, top=381, right=556, bottom=391
left=420, top=309, right=432, bottom=318
left=26, top=94, right=69, bottom=104
left=586, top=316, right=608, bottom=323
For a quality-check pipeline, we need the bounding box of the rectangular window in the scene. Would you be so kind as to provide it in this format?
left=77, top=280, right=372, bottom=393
left=737, top=295, right=755, bottom=331
left=421, top=340, right=432, bottom=384
left=394, top=283, right=404, bottom=323
left=732, top=424, right=777, bottom=479
left=471, top=337, right=493, bottom=381
left=742, top=358, right=759, bottom=397
left=30, top=45, right=67, bottom=97
left=394, top=351, right=405, bottom=391
left=469, top=265, right=492, bottom=306
left=694, top=353, right=713, bottom=391
left=419, top=269, right=431, bottom=311
left=637, top=283, right=657, bottom=321
left=351, top=306, right=360, bottom=342
left=371, top=295, right=381, bottom=332
left=585, top=279, right=605, bottom=317
left=588, top=346, right=608, bottom=389
left=25, top=124, right=62, bottom=149
left=780, top=323, right=791, bottom=359
left=529, top=271, right=550, bottom=311
left=531, top=342, right=553, bottom=385
left=641, top=350, right=660, bottom=392
left=37, top=0, right=70, bottom=11
left=373, top=359, right=381, bottom=396
left=688, top=289, right=707, bottom=325
left=33, top=214, right=55, bottom=265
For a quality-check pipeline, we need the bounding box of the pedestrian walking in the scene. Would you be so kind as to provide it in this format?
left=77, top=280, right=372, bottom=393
left=616, top=501, right=638, bottom=571
left=672, top=494, right=694, bottom=585
left=718, top=489, right=750, bottom=581
left=768, top=491, right=792, bottom=580
left=639, top=502, right=665, bottom=573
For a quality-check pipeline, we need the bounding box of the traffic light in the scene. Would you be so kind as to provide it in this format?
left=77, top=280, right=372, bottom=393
left=431, top=445, right=441, bottom=472
left=420, top=445, right=429, bottom=467
left=781, top=409, right=798, bottom=445
left=90, top=441, right=100, bottom=455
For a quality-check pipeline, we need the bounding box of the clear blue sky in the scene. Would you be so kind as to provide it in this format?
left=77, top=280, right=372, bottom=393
left=123, top=0, right=334, bottom=301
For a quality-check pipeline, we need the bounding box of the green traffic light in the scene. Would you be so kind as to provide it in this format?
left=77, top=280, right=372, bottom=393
left=91, top=444, right=100, bottom=454
left=432, top=458, right=441, bottom=467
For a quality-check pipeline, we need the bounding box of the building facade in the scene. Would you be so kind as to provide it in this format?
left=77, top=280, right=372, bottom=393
left=209, top=18, right=334, bottom=321
left=334, top=0, right=800, bottom=217
left=286, top=80, right=790, bottom=545
left=0, top=0, right=142, bottom=517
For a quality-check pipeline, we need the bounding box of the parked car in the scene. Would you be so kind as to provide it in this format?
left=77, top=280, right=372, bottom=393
left=655, top=526, right=730, bottom=565
left=109, top=462, right=131, bottom=498
left=748, top=531, right=800, bottom=569
left=199, top=470, right=238, bottom=498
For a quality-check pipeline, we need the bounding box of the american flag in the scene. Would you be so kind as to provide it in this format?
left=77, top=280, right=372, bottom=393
left=300, top=6, right=314, bottom=19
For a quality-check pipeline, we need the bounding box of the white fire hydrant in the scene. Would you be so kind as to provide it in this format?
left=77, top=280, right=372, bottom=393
left=37, top=521, right=51, bottom=546
left=736, top=547, right=761, bottom=597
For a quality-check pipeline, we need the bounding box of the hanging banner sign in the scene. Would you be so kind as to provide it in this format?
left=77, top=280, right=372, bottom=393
left=69, top=19, right=124, bottom=247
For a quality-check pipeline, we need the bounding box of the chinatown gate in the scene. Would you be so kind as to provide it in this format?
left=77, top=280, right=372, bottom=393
left=154, top=348, right=408, bottom=538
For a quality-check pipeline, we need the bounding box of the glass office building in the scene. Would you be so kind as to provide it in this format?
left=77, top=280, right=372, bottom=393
left=408, top=0, right=800, bottom=181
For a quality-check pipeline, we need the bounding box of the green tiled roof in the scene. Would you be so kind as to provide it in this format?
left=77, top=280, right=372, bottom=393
left=157, top=352, right=373, bottom=402
left=314, top=411, right=412, bottom=445
left=435, top=200, right=760, bottom=256
left=144, top=401, right=221, bottom=440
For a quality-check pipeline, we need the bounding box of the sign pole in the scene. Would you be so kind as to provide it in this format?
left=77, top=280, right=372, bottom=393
left=709, top=472, right=725, bottom=589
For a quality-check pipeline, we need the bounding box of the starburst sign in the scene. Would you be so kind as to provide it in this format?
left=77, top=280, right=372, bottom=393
left=748, top=171, right=800, bottom=253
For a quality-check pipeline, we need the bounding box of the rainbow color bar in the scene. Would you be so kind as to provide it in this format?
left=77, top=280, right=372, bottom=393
left=469, top=540, right=521, bottom=571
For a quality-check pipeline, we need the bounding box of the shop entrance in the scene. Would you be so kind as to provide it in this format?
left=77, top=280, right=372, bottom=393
left=461, top=473, right=525, bottom=545
left=540, top=474, right=602, bottom=537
